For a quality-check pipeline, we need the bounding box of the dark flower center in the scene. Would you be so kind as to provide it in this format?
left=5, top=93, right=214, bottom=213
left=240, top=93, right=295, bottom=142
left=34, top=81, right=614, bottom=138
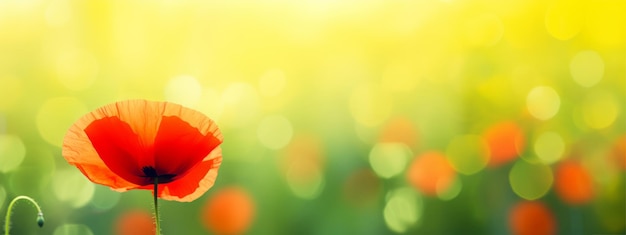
left=142, top=166, right=176, bottom=184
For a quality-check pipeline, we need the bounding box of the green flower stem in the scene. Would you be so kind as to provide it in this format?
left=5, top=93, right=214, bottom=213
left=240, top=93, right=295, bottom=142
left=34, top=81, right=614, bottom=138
left=4, top=196, right=44, bottom=235
left=154, top=178, right=161, bottom=235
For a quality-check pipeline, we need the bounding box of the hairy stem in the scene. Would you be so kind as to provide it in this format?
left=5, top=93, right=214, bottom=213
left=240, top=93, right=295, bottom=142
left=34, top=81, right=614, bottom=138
left=4, top=196, right=44, bottom=235
left=154, top=178, right=161, bottom=235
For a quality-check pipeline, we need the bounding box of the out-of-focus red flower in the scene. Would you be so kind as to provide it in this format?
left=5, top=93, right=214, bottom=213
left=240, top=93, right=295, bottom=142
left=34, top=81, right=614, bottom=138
left=554, top=160, right=593, bottom=205
left=201, top=187, right=255, bottom=235
left=484, top=121, right=525, bottom=167
left=406, top=151, right=456, bottom=196
left=509, top=201, right=556, bottom=235
left=114, top=210, right=154, bottom=235
left=62, top=100, right=223, bottom=202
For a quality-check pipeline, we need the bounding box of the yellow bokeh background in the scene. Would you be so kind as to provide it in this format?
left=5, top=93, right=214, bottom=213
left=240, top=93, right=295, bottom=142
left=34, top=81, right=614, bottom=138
left=0, top=0, right=624, bottom=234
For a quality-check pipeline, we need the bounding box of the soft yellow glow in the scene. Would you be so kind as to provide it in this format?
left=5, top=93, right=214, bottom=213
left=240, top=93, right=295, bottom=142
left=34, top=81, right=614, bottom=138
left=381, top=59, right=420, bottom=93
left=218, top=82, right=260, bottom=128
left=53, top=224, right=94, bottom=235
left=583, top=0, right=626, bottom=48
left=464, top=14, right=504, bottom=47
left=257, top=115, right=293, bottom=150
left=44, top=0, right=72, bottom=27
left=164, top=75, right=203, bottom=107
left=53, top=168, right=95, bottom=208
left=545, top=1, right=583, bottom=40
left=509, top=160, right=553, bottom=200
left=286, top=161, right=325, bottom=200
left=197, top=87, right=221, bottom=118
left=437, top=177, right=462, bottom=201
left=350, top=82, right=393, bottom=127
left=36, top=97, right=87, bottom=147
left=54, top=48, right=98, bottom=91
left=369, top=143, right=412, bottom=179
left=570, top=50, right=604, bottom=87
left=384, top=187, right=423, bottom=233
left=258, top=69, right=286, bottom=97
left=582, top=91, right=619, bottom=129
left=446, top=135, right=489, bottom=175
left=0, top=134, right=25, bottom=173
left=526, top=86, right=560, bottom=121
left=534, top=131, right=565, bottom=165
left=0, top=76, right=22, bottom=111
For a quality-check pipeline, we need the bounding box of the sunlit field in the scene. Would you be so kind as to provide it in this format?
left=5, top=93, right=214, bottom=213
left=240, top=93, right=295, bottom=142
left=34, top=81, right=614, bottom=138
left=0, top=0, right=624, bottom=234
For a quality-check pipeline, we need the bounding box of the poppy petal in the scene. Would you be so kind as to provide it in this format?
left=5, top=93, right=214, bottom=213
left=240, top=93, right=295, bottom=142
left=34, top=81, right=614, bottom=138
left=141, top=147, right=223, bottom=202
left=84, top=116, right=151, bottom=185
left=63, top=114, right=139, bottom=190
left=153, top=115, right=221, bottom=178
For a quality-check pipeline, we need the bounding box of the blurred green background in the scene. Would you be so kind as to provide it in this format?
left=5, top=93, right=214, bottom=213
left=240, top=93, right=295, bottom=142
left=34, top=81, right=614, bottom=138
left=0, top=0, right=625, bottom=234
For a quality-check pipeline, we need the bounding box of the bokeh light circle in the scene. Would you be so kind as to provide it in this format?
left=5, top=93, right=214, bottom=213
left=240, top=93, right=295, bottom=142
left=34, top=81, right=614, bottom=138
left=0, top=134, right=26, bottom=173
left=36, top=97, right=87, bottom=147
left=509, top=201, right=556, bottom=235
left=406, top=151, right=455, bottom=196
left=379, top=117, right=418, bottom=148
left=282, top=134, right=326, bottom=199
left=445, top=135, right=489, bottom=175
left=384, top=187, right=423, bottom=233
left=114, top=210, right=154, bottom=235
left=202, top=187, right=255, bottom=235
left=53, top=224, right=94, bottom=235
left=554, top=161, right=593, bottom=205
left=533, top=131, right=565, bottom=165
left=164, top=75, right=203, bottom=108
left=257, top=115, right=293, bottom=150
left=545, top=2, right=583, bottom=40
left=509, top=160, right=553, bottom=200
left=52, top=168, right=95, bottom=208
left=526, top=86, right=560, bottom=121
left=437, top=177, right=462, bottom=201
left=369, top=143, right=412, bottom=179
left=286, top=160, right=325, bottom=199
left=90, top=185, right=121, bottom=211
left=581, top=91, right=619, bottom=129
left=484, top=121, right=525, bottom=167
left=570, top=50, right=604, bottom=87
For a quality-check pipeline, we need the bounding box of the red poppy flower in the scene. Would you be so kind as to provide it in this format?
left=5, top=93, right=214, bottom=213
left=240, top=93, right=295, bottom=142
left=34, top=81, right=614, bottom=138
left=62, top=100, right=223, bottom=202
